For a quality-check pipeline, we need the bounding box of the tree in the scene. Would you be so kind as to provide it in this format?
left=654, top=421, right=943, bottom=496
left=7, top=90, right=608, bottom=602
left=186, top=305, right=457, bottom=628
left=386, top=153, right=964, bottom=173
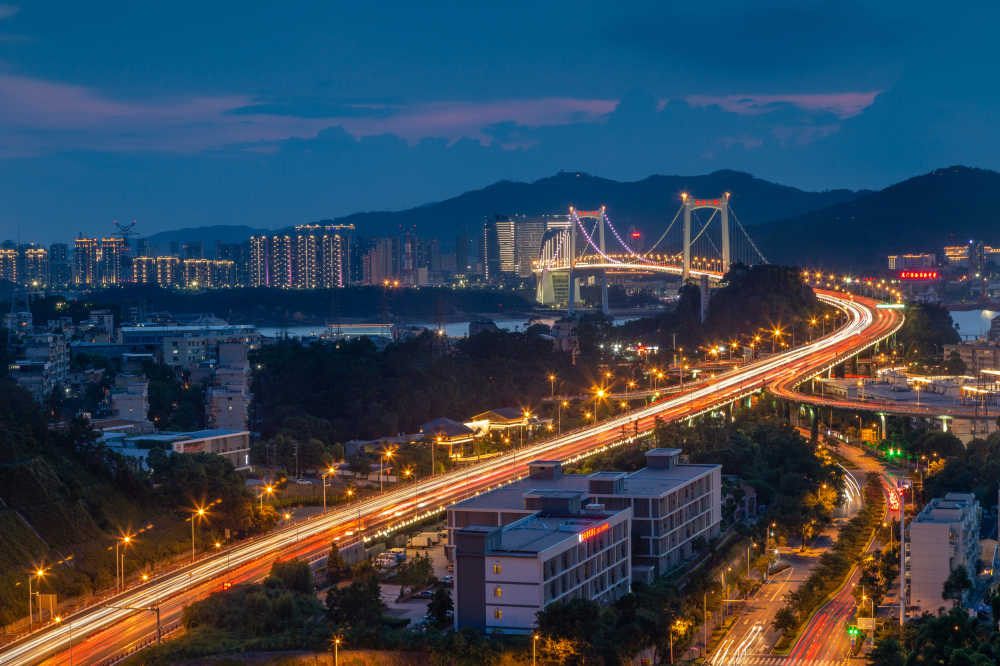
left=326, top=574, right=384, bottom=631
left=868, top=636, right=905, bottom=666
left=945, top=350, right=967, bottom=375
left=773, top=607, right=796, bottom=634
left=427, top=586, right=453, bottom=627
left=327, top=541, right=349, bottom=583
left=268, top=558, right=313, bottom=594
left=942, top=566, right=972, bottom=605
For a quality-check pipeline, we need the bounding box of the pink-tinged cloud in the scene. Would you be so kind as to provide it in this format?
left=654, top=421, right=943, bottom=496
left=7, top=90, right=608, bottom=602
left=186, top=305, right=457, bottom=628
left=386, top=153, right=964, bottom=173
left=336, top=98, right=617, bottom=143
left=683, top=91, right=881, bottom=118
left=0, top=73, right=617, bottom=155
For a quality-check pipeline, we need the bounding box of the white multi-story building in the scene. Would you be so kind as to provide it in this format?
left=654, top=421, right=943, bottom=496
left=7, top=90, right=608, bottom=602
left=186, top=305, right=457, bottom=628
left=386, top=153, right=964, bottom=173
left=447, top=449, right=721, bottom=580
left=207, top=342, right=251, bottom=430
left=908, top=492, right=982, bottom=614
left=454, top=492, right=631, bottom=634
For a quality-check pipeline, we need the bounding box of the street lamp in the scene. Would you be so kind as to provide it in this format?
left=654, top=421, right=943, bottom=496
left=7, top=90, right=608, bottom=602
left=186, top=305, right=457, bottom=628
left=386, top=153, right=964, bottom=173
left=548, top=373, right=556, bottom=398
left=380, top=449, right=395, bottom=492
left=259, top=484, right=274, bottom=510
left=532, top=633, right=539, bottom=666
left=322, top=466, right=336, bottom=512
left=333, top=636, right=342, bottom=666
left=28, top=567, right=46, bottom=629
left=558, top=400, right=568, bottom=434
left=191, top=506, right=207, bottom=562
left=117, top=533, right=133, bottom=591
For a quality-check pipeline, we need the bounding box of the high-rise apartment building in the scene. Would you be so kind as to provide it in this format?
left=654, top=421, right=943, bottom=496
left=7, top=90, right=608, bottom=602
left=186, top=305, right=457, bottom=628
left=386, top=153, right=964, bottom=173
left=133, top=256, right=155, bottom=284
left=249, top=235, right=269, bottom=287
left=74, top=237, right=99, bottom=286
left=24, top=247, right=49, bottom=287
left=216, top=242, right=250, bottom=286
left=496, top=217, right=516, bottom=275
left=293, top=226, right=322, bottom=289
left=270, top=235, right=293, bottom=288
left=183, top=259, right=236, bottom=288
left=49, top=243, right=71, bottom=288
left=514, top=217, right=546, bottom=278
left=0, top=248, right=17, bottom=284
left=363, top=237, right=395, bottom=285
left=481, top=218, right=500, bottom=282
left=155, top=256, right=181, bottom=287
left=320, top=224, right=352, bottom=287
left=99, top=237, right=127, bottom=285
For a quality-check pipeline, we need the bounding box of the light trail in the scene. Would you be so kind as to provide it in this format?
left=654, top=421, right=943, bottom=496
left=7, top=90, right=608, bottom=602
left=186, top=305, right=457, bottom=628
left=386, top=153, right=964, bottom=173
left=2, top=290, right=903, bottom=665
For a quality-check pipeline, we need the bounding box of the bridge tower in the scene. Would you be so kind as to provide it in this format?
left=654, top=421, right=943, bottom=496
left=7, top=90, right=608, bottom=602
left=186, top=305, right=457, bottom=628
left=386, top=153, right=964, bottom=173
left=566, top=207, right=609, bottom=316
left=681, top=192, right=730, bottom=281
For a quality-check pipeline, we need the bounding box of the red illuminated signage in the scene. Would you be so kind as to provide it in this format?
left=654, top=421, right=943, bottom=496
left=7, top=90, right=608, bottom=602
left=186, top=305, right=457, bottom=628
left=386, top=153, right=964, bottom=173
left=898, top=270, right=938, bottom=280
left=578, top=523, right=610, bottom=542
left=631, top=231, right=641, bottom=239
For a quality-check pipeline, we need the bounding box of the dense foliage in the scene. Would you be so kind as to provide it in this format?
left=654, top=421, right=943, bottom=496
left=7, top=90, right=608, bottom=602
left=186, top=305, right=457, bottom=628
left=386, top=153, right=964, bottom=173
left=895, top=302, right=961, bottom=365
left=868, top=608, right=1000, bottom=665
left=251, top=327, right=572, bottom=444
left=923, top=431, right=1000, bottom=505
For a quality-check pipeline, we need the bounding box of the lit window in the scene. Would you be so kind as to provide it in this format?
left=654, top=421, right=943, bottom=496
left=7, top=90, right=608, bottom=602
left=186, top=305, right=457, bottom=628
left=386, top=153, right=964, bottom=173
left=493, top=564, right=502, bottom=574
left=494, top=587, right=503, bottom=598
left=494, top=608, right=502, bottom=620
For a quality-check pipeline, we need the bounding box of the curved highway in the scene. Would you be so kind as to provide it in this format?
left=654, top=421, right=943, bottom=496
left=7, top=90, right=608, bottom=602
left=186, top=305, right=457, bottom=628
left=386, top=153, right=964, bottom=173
left=3, top=289, right=903, bottom=665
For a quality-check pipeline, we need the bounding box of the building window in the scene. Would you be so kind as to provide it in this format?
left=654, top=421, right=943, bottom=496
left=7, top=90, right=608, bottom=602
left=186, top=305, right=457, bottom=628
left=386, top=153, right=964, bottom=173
left=493, top=564, right=502, bottom=574
left=494, top=608, right=503, bottom=620
left=494, top=587, right=503, bottom=597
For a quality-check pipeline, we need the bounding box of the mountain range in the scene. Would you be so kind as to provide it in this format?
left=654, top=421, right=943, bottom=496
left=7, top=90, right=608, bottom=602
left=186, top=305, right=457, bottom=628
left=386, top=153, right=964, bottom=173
left=143, top=166, right=1000, bottom=271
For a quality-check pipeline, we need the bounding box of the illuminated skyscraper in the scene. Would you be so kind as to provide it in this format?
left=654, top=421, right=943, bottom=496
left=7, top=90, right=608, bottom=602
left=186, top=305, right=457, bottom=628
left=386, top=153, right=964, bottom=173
left=249, top=235, right=269, bottom=287
left=24, top=247, right=49, bottom=287
left=270, top=235, right=293, bottom=288
left=496, top=217, right=516, bottom=274
left=74, top=237, right=99, bottom=286
left=294, top=225, right=322, bottom=288
left=0, top=248, right=17, bottom=284
left=99, top=237, right=127, bottom=285
left=514, top=217, right=546, bottom=277
left=320, top=224, right=353, bottom=288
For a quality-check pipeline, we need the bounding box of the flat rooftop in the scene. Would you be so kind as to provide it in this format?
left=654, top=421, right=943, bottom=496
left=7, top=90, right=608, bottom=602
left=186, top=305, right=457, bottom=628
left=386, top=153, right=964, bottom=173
left=450, top=474, right=591, bottom=511
left=492, top=511, right=625, bottom=554
left=618, top=464, right=716, bottom=497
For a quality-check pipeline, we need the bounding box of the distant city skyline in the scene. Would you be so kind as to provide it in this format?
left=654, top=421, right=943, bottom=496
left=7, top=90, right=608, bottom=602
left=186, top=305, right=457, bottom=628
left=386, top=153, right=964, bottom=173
left=3, top=2, right=1000, bottom=243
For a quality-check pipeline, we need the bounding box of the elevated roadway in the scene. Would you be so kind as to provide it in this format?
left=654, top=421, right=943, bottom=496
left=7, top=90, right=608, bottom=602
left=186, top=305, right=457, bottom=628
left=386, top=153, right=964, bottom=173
left=3, top=289, right=904, bottom=665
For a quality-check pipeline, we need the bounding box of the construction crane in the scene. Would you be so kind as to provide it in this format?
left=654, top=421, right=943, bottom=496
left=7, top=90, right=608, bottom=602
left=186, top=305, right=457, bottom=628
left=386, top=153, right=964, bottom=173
left=114, top=219, right=138, bottom=243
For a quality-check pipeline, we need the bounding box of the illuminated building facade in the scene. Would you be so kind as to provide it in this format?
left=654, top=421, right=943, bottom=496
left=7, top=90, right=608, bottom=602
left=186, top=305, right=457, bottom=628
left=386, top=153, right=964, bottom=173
left=269, top=235, right=293, bottom=288
left=132, top=256, right=155, bottom=284
left=23, top=248, right=49, bottom=287
left=73, top=237, right=99, bottom=286
left=0, top=248, right=17, bottom=284
left=155, top=256, right=181, bottom=287
left=453, top=492, right=631, bottom=634
left=99, top=237, right=127, bottom=285
left=249, top=235, right=269, bottom=287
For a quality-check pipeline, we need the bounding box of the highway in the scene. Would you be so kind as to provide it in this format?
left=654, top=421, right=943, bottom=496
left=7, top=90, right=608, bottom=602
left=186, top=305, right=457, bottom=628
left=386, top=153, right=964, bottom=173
left=2, top=289, right=904, bottom=665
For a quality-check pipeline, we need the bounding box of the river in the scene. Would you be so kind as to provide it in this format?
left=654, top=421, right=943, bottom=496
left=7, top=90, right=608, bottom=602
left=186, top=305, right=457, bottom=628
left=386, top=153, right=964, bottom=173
left=949, top=308, right=998, bottom=339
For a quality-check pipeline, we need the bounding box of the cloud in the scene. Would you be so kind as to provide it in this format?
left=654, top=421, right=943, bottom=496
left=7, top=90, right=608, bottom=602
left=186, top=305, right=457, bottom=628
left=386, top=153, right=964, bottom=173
left=684, top=92, right=881, bottom=119
left=0, top=4, right=17, bottom=21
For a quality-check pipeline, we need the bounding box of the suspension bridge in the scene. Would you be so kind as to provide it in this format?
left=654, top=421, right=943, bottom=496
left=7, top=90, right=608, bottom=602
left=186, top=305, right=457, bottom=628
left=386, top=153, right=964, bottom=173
left=534, top=192, right=768, bottom=312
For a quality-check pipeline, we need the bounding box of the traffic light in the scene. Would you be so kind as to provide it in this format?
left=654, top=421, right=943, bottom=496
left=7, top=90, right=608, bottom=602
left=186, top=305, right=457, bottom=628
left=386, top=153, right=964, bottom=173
left=846, top=624, right=859, bottom=637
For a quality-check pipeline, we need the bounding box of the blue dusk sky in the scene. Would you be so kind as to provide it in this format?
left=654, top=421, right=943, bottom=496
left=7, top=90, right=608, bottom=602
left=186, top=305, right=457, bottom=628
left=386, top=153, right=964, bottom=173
left=1, top=1, right=999, bottom=243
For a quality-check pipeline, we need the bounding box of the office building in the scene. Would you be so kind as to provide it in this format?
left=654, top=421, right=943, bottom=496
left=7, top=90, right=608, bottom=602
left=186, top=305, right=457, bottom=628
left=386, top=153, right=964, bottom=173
left=447, top=449, right=721, bottom=579
left=888, top=253, right=936, bottom=270
left=943, top=341, right=1000, bottom=371
left=454, top=491, right=631, bottom=634
left=496, top=217, right=516, bottom=275
left=943, top=245, right=970, bottom=266
left=908, top=492, right=982, bottom=614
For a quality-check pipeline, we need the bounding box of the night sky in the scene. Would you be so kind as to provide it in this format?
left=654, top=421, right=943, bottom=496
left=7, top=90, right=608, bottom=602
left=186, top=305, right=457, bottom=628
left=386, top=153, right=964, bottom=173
left=2, top=1, right=998, bottom=243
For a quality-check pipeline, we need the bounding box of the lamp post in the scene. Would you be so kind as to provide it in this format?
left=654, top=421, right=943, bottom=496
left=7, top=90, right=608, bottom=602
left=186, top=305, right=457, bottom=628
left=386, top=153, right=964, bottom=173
left=27, top=568, right=45, bottom=630
left=594, top=388, right=606, bottom=423
left=117, top=534, right=133, bottom=591
left=558, top=400, right=568, bottom=434
left=548, top=374, right=556, bottom=398
left=322, top=466, right=335, bottom=513
left=259, top=484, right=274, bottom=510
left=532, top=633, right=539, bottom=666
left=191, top=506, right=206, bottom=562
left=333, top=636, right=341, bottom=666
left=380, top=450, right=394, bottom=493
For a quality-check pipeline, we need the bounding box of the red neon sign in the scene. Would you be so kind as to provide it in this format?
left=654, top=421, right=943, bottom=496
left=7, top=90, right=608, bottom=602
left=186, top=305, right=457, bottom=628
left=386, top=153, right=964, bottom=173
left=898, top=270, right=938, bottom=280
left=631, top=231, right=641, bottom=239
left=578, top=523, right=610, bottom=542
